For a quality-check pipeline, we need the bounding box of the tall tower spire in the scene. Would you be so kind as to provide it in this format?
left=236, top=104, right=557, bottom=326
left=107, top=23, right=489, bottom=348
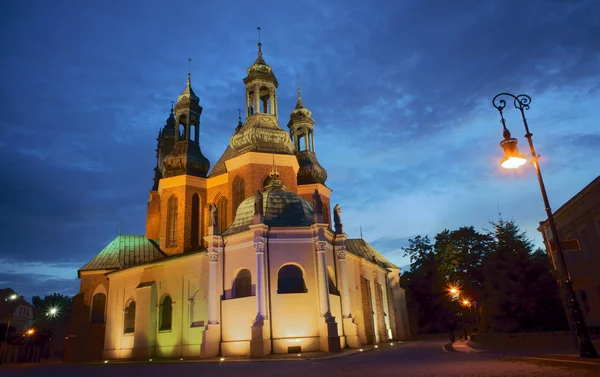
left=288, top=75, right=327, bottom=185
left=162, top=60, right=210, bottom=178
left=230, top=28, right=294, bottom=156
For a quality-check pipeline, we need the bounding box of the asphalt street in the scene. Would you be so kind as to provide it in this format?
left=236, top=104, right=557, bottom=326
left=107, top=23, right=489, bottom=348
left=2, top=340, right=598, bottom=377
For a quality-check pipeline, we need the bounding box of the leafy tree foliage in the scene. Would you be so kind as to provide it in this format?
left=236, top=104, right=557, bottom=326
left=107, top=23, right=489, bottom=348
left=400, top=219, right=568, bottom=335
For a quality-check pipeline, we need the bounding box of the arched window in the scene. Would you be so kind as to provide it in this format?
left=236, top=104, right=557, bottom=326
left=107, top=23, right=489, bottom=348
left=327, top=267, right=339, bottom=295
left=166, top=195, right=178, bottom=247
left=278, top=265, right=307, bottom=294
left=159, top=295, right=172, bottom=331
left=191, top=194, right=200, bottom=248
left=233, top=269, right=252, bottom=298
left=216, top=196, right=228, bottom=233
left=232, top=176, right=245, bottom=215
left=124, top=300, right=136, bottom=334
left=91, top=293, right=106, bottom=323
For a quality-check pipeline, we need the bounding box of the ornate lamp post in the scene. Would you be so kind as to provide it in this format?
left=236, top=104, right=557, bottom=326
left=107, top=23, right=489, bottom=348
left=491, top=93, right=598, bottom=358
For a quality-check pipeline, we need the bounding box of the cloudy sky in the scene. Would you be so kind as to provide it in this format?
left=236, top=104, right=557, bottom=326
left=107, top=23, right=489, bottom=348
left=1, top=0, right=599, bottom=300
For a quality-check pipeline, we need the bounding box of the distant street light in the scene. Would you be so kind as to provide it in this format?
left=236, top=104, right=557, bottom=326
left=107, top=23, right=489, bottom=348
left=3, top=292, right=19, bottom=344
left=492, top=93, right=598, bottom=359
left=26, top=329, right=35, bottom=336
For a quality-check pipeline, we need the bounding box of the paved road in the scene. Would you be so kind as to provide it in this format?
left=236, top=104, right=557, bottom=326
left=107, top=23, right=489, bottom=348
left=3, top=341, right=597, bottom=377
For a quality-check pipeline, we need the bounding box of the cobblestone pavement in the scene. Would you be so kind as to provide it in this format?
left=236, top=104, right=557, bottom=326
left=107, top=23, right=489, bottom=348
left=3, top=340, right=599, bottom=377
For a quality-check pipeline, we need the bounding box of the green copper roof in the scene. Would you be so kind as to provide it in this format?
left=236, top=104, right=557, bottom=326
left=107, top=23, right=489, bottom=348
left=345, top=239, right=398, bottom=269
left=79, top=234, right=166, bottom=275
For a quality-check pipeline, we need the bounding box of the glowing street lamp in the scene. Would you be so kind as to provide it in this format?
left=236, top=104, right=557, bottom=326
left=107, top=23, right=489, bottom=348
left=26, top=329, right=35, bottom=336
left=47, top=307, right=59, bottom=318
left=8, top=294, right=18, bottom=301
left=462, top=299, right=470, bottom=307
left=492, top=93, right=598, bottom=359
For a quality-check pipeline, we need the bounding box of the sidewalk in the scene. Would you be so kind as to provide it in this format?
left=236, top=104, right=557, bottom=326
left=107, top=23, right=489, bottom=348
left=505, top=354, right=600, bottom=371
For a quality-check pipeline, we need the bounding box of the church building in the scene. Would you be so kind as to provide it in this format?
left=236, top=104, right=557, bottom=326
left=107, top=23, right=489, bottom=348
left=65, top=39, right=411, bottom=361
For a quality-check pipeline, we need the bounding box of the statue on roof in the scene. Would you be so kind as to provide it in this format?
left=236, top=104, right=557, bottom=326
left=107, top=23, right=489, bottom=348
left=312, top=189, right=323, bottom=214
left=254, top=190, right=263, bottom=216
left=208, top=203, right=218, bottom=227
left=334, top=204, right=343, bottom=234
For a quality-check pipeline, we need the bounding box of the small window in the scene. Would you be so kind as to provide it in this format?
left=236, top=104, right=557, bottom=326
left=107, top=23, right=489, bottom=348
left=159, top=295, right=173, bottom=331
left=278, top=265, right=307, bottom=294
left=91, top=293, right=106, bottom=323
left=233, top=269, right=252, bottom=298
left=124, top=300, right=136, bottom=334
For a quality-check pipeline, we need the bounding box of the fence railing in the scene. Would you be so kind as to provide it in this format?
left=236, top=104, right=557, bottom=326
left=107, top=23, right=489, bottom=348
left=0, top=343, right=42, bottom=365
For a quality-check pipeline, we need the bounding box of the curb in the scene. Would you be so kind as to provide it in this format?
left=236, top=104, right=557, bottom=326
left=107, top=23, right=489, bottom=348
left=442, top=342, right=457, bottom=353
left=505, top=356, right=600, bottom=370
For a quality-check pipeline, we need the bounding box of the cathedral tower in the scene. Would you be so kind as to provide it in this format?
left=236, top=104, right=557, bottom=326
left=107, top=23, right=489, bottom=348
left=155, top=70, right=210, bottom=255
left=218, top=33, right=299, bottom=224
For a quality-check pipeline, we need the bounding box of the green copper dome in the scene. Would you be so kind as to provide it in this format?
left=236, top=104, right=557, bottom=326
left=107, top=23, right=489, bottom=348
left=222, top=175, right=314, bottom=235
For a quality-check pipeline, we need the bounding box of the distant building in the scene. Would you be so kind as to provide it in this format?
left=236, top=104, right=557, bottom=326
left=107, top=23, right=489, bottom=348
left=0, top=288, right=34, bottom=337
left=65, top=40, right=411, bottom=362
left=538, top=175, right=600, bottom=329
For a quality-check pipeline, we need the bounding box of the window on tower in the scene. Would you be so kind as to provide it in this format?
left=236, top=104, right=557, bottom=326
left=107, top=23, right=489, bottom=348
left=232, top=176, right=245, bottom=215
left=166, top=196, right=178, bottom=247
left=191, top=194, right=200, bottom=249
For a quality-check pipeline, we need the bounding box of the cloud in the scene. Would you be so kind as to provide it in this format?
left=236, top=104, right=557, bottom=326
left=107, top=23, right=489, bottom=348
left=0, top=0, right=598, bottom=293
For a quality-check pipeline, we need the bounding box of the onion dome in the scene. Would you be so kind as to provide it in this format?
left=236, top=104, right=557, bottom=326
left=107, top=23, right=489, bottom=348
left=244, top=42, right=278, bottom=86
left=222, top=169, right=314, bottom=235
left=161, top=106, right=176, bottom=137
left=296, top=151, right=328, bottom=184
left=230, top=113, right=294, bottom=155
left=162, top=139, right=210, bottom=178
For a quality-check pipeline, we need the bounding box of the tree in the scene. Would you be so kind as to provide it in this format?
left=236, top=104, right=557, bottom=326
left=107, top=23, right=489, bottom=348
left=402, top=236, right=456, bottom=333
left=480, top=218, right=567, bottom=332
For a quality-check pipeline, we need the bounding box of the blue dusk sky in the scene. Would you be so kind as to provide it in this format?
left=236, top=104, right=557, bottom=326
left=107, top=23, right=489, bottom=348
left=1, top=1, right=599, bottom=300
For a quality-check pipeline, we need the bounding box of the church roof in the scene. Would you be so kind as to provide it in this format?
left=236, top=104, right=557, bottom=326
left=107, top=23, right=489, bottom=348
left=222, top=175, right=314, bottom=235
left=345, top=239, right=399, bottom=269
left=208, top=145, right=236, bottom=177
left=79, top=234, right=166, bottom=276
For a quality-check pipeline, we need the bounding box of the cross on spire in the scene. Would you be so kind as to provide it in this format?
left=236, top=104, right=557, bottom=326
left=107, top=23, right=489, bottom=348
left=257, top=26, right=262, bottom=55
left=237, top=108, right=242, bottom=119
left=188, top=58, right=192, bottom=74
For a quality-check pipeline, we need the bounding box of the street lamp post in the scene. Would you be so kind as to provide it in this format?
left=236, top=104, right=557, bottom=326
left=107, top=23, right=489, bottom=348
left=491, top=93, right=599, bottom=358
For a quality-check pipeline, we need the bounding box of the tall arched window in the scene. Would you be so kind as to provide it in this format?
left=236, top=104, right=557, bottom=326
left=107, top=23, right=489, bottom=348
left=217, top=196, right=228, bottom=233
left=232, top=176, right=245, bottom=214
left=233, top=269, right=252, bottom=298
left=277, top=265, right=307, bottom=294
left=166, top=195, right=178, bottom=247
left=91, top=293, right=106, bottom=323
left=159, top=295, right=172, bottom=331
left=191, top=194, right=200, bottom=248
left=124, top=300, right=136, bottom=334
